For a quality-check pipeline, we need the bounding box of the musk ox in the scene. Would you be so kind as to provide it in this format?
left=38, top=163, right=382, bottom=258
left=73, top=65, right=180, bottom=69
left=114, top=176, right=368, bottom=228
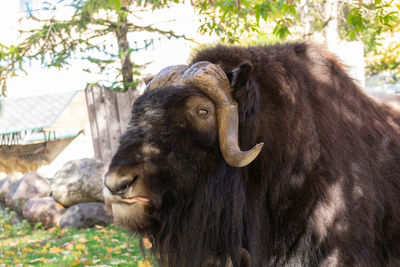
left=104, top=43, right=400, bottom=266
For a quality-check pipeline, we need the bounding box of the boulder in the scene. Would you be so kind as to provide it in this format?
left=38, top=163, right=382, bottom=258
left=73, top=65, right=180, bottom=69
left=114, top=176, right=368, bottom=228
left=0, top=202, right=23, bottom=225
left=0, top=173, right=21, bottom=203
left=22, top=197, right=65, bottom=227
left=5, top=172, right=51, bottom=213
left=0, top=179, right=6, bottom=199
left=0, top=176, right=6, bottom=187
left=51, top=158, right=108, bottom=207
left=59, top=202, right=112, bottom=228
left=4, top=179, right=24, bottom=209
left=9, top=212, right=23, bottom=225
left=0, top=201, right=7, bottom=216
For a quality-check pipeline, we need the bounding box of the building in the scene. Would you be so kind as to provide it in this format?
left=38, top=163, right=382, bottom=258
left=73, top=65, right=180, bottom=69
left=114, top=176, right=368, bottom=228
left=0, top=91, right=93, bottom=176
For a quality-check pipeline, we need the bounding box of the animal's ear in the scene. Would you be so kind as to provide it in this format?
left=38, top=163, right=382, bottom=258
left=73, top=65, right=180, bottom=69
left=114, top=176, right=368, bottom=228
left=229, top=62, right=253, bottom=91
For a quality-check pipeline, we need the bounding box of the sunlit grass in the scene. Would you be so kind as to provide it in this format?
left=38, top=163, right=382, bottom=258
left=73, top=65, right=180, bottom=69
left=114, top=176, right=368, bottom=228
left=0, top=208, right=153, bottom=266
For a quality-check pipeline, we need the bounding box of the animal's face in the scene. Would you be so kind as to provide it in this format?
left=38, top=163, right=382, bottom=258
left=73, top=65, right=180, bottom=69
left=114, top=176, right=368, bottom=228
left=104, top=86, right=220, bottom=233
left=103, top=62, right=263, bottom=234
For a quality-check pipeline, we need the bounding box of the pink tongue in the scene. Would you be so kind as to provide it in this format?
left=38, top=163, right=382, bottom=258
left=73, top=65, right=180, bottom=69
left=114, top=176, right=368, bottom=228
left=119, top=197, right=149, bottom=204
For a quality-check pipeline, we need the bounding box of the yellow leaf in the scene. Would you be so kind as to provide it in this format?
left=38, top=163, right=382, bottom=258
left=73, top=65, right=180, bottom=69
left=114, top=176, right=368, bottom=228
left=81, top=258, right=93, bottom=265
left=22, top=247, right=34, bottom=253
left=4, top=224, right=11, bottom=229
left=106, top=247, right=113, bottom=253
left=75, top=244, right=86, bottom=250
left=138, top=260, right=152, bottom=267
left=4, top=251, right=14, bottom=255
left=49, top=247, right=64, bottom=254
left=70, top=259, right=81, bottom=266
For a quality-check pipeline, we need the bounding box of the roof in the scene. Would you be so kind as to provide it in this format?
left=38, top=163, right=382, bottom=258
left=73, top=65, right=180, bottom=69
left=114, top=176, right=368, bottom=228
left=0, top=91, right=78, bottom=135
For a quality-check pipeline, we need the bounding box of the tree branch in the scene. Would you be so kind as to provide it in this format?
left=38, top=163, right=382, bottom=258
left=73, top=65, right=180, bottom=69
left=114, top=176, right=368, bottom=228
left=128, top=24, right=200, bottom=44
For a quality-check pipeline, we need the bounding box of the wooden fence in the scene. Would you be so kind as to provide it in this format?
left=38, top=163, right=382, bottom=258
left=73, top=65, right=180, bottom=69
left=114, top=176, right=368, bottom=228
left=85, top=84, right=140, bottom=163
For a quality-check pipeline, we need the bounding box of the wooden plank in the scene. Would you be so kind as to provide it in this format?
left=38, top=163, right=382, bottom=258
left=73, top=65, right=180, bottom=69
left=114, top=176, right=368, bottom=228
left=104, top=88, right=121, bottom=156
left=85, top=85, right=102, bottom=161
left=92, top=85, right=112, bottom=162
left=128, top=87, right=140, bottom=107
left=116, top=91, right=133, bottom=134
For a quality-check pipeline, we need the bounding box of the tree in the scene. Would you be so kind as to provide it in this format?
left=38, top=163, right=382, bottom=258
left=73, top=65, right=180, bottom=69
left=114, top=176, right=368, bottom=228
left=195, top=0, right=399, bottom=79
left=195, top=0, right=398, bottom=44
left=0, top=0, right=194, bottom=95
left=0, top=0, right=398, bottom=97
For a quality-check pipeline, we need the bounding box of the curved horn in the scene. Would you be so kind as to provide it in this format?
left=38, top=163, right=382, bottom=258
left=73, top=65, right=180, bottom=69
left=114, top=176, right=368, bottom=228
left=145, top=65, right=188, bottom=92
left=179, top=61, right=264, bottom=167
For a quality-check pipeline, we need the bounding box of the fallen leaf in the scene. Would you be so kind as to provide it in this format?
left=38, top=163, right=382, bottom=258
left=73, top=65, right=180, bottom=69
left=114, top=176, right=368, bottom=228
left=49, top=247, right=64, bottom=254
left=138, top=260, right=152, bottom=267
left=22, top=248, right=33, bottom=253
left=70, top=259, right=80, bottom=266
left=143, top=238, right=152, bottom=249
left=75, top=244, right=86, bottom=250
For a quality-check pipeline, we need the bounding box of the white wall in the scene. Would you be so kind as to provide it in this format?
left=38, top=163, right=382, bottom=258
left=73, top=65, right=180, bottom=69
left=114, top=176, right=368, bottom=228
left=37, top=123, right=94, bottom=178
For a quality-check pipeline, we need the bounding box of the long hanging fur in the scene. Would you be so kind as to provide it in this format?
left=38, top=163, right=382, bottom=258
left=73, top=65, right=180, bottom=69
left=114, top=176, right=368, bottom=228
left=108, top=43, right=400, bottom=266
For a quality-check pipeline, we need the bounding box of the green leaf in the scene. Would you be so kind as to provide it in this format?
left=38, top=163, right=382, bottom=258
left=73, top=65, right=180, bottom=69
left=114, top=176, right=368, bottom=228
left=109, top=0, right=122, bottom=10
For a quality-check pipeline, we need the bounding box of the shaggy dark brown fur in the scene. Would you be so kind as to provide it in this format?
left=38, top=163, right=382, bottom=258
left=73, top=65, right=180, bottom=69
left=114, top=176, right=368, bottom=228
left=106, top=43, right=400, bottom=266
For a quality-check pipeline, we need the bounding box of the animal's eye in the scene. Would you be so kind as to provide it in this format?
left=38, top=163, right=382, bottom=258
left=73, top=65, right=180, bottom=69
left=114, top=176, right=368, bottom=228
left=197, top=109, right=209, bottom=118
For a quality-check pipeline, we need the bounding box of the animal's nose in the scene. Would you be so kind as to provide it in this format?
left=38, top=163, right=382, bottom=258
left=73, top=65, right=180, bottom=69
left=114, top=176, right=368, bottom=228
left=104, top=172, right=138, bottom=196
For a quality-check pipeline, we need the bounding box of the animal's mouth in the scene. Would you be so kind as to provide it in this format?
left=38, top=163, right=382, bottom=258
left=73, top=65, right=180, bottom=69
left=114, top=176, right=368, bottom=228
left=105, top=173, right=151, bottom=205
left=116, top=196, right=150, bottom=204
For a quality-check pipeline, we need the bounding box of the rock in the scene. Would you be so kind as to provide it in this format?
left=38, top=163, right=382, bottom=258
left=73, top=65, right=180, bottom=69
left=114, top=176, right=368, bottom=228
left=51, top=158, right=108, bottom=207
left=0, top=179, right=6, bottom=201
left=60, top=202, right=112, bottom=228
left=0, top=173, right=21, bottom=203
left=5, top=172, right=51, bottom=213
left=0, top=201, right=7, bottom=216
left=9, top=212, right=23, bottom=225
left=0, top=176, right=6, bottom=187
left=4, top=179, right=24, bottom=209
left=0, top=202, right=23, bottom=225
left=22, top=197, right=65, bottom=227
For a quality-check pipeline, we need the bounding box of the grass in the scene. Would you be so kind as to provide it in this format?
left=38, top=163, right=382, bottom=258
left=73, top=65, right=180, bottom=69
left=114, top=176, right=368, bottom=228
left=0, top=208, right=153, bottom=266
